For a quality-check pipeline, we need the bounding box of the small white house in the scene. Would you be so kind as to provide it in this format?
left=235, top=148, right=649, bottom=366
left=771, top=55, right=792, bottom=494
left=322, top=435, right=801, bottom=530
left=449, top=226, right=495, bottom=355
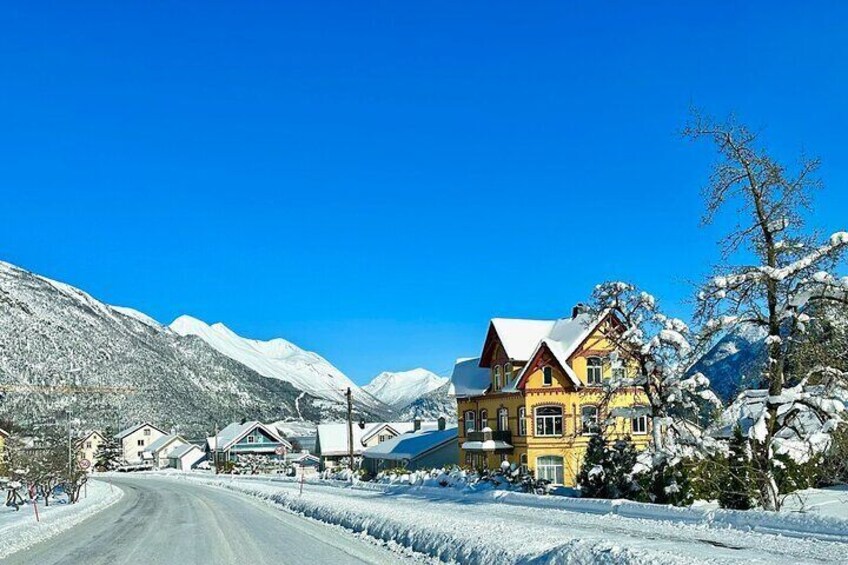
left=143, top=434, right=188, bottom=469
left=167, top=443, right=205, bottom=470
left=315, top=420, right=441, bottom=470
left=115, top=422, right=167, bottom=464
left=76, top=430, right=106, bottom=472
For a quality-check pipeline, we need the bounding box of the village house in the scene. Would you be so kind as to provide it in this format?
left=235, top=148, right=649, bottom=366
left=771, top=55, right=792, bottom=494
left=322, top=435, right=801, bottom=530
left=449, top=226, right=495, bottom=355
left=315, top=420, right=439, bottom=470
left=283, top=451, right=320, bottom=474
left=115, top=422, right=167, bottom=465
left=76, top=430, right=106, bottom=471
left=143, top=434, right=189, bottom=469
left=362, top=419, right=458, bottom=474
left=207, top=421, right=292, bottom=466
left=454, top=306, right=650, bottom=486
left=166, top=443, right=205, bottom=471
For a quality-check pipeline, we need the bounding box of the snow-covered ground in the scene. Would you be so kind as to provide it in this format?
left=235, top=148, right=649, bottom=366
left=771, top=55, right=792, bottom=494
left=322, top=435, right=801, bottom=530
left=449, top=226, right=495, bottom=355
left=150, top=471, right=848, bottom=564
left=0, top=479, right=123, bottom=559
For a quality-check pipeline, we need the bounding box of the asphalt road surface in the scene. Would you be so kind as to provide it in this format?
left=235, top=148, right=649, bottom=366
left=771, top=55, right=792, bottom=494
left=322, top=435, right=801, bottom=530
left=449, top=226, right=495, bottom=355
left=1, top=475, right=413, bottom=565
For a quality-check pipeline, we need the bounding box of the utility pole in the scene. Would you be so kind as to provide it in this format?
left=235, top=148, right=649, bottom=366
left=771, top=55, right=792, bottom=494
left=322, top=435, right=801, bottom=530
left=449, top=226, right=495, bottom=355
left=67, top=409, right=73, bottom=484
left=346, top=387, right=354, bottom=470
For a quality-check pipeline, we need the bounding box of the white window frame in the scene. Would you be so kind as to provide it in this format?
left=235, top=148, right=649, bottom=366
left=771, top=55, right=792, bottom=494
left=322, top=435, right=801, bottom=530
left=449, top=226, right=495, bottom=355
left=587, top=357, right=603, bottom=385
left=464, top=411, right=476, bottom=434
left=612, top=364, right=627, bottom=380
left=581, top=405, right=600, bottom=435
left=542, top=366, right=553, bottom=387
left=504, top=363, right=513, bottom=384
left=632, top=413, right=648, bottom=435
left=247, top=434, right=256, bottom=444
left=497, top=407, right=509, bottom=431
left=536, top=455, right=564, bottom=485
left=144, top=428, right=151, bottom=436
left=517, top=406, right=527, bottom=436
left=479, top=409, right=489, bottom=430
left=534, top=406, right=563, bottom=437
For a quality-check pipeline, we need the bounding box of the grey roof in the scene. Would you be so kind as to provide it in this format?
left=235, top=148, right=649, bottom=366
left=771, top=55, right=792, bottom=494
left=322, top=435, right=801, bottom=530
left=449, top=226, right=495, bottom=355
left=212, top=421, right=291, bottom=452
left=450, top=357, right=490, bottom=398
left=115, top=422, right=165, bottom=440
left=143, top=434, right=185, bottom=454
left=362, top=428, right=458, bottom=461
left=168, top=443, right=202, bottom=458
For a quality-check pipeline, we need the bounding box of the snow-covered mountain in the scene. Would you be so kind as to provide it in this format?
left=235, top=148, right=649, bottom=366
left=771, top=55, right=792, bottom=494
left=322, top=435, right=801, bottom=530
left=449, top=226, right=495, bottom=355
left=169, top=315, right=386, bottom=415
left=396, top=381, right=457, bottom=422
left=691, top=324, right=768, bottom=402
left=0, top=260, right=389, bottom=435
left=363, top=368, right=448, bottom=409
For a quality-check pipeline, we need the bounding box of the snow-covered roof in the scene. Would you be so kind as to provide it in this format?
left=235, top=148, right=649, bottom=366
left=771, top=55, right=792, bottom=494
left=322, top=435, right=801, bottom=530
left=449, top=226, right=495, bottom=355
left=363, top=428, right=457, bottom=461
left=510, top=312, right=601, bottom=390
left=143, top=434, right=185, bottom=455
left=284, top=451, right=320, bottom=464
left=75, top=430, right=106, bottom=447
left=316, top=421, right=438, bottom=456
left=460, top=439, right=514, bottom=451
left=489, top=318, right=556, bottom=361
left=115, top=422, right=165, bottom=440
left=212, top=421, right=291, bottom=452
left=168, top=443, right=202, bottom=459
left=450, top=357, right=491, bottom=398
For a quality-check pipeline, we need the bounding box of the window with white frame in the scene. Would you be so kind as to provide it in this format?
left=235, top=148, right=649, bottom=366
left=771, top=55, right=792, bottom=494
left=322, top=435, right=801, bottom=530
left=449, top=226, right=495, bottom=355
left=612, top=363, right=627, bottom=380
left=632, top=412, right=648, bottom=435
left=536, top=455, right=564, bottom=485
left=498, top=407, right=509, bottom=431
left=542, top=366, right=553, bottom=386
left=86, top=442, right=92, bottom=449
left=534, top=406, right=563, bottom=436
left=144, top=428, right=151, bottom=436
left=378, top=433, right=393, bottom=443
left=137, top=439, right=144, bottom=446
left=581, top=405, right=600, bottom=435
left=504, top=363, right=513, bottom=384
left=519, top=453, right=528, bottom=472
left=480, top=409, right=489, bottom=430
left=247, top=434, right=256, bottom=443
left=493, top=365, right=502, bottom=391
left=518, top=406, right=527, bottom=436
left=464, top=411, right=476, bottom=434
left=587, top=357, right=603, bottom=385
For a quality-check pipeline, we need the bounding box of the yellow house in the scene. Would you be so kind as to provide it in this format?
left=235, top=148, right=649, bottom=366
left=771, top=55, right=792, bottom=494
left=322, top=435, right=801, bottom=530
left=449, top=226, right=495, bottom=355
left=454, top=306, right=650, bottom=486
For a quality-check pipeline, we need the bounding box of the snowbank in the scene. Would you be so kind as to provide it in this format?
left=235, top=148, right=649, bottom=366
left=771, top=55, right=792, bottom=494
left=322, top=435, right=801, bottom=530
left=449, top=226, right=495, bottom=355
left=0, top=479, right=123, bottom=559
left=152, top=471, right=848, bottom=563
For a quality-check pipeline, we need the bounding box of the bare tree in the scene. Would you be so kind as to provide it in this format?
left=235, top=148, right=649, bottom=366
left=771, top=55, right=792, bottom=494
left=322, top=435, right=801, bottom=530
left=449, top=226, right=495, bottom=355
left=685, top=112, right=848, bottom=510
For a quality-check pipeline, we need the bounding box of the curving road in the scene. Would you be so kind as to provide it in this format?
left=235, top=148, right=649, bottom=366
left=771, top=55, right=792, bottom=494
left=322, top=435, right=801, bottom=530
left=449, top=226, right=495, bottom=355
left=1, top=476, right=412, bottom=565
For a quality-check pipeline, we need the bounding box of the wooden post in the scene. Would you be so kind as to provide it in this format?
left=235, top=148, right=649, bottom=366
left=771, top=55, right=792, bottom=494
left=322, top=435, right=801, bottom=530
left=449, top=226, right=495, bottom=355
left=346, top=387, right=354, bottom=472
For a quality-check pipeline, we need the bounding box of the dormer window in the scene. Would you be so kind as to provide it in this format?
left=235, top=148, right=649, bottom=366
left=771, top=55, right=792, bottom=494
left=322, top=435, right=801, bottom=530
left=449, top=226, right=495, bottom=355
left=542, top=366, right=553, bottom=387
left=504, top=362, right=513, bottom=384
left=493, top=366, right=502, bottom=391
left=587, top=357, right=603, bottom=385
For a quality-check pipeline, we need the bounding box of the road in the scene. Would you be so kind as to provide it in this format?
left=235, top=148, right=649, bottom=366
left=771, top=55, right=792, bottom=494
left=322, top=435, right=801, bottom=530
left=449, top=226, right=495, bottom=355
left=1, top=476, right=414, bottom=565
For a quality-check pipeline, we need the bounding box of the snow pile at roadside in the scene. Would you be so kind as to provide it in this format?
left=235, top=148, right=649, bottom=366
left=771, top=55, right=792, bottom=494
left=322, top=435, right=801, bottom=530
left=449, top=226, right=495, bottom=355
left=180, top=475, right=679, bottom=564
left=157, top=472, right=848, bottom=564
left=325, top=465, right=533, bottom=494
left=0, top=479, right=123, bottom=559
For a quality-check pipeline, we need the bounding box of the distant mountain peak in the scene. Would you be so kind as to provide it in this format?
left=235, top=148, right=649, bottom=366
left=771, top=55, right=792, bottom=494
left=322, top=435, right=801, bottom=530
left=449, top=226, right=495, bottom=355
left=364, top=368, right=448, bottom=409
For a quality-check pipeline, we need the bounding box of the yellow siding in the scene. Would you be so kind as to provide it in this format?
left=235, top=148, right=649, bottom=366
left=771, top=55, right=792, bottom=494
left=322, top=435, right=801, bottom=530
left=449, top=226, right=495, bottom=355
left=456, top=320, right=651, bottom=487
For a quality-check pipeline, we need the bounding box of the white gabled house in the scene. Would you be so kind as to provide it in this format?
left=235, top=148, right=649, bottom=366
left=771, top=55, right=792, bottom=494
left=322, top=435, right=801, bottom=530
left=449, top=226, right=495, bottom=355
left=315, top=420, right=441, bottom=470
left=208, top=421, right=292, bottom=465
left=76, top=430, right=106, bottom=472
left=167, top=443, right=205, bottom=470
left=115, top=422, right=167, bottom=465
left=143, top=434, right=188, bottom=469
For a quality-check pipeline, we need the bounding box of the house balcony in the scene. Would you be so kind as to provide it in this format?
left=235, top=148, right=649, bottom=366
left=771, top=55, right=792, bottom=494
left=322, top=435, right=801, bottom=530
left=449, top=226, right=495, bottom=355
left=462, top=429, right=513, bottom=452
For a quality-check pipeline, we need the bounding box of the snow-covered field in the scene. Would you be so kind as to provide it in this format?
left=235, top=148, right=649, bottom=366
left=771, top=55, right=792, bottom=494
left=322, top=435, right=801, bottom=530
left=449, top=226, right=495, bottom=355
left=150, top=471, right=848, bottom=564
left=0, top=479, right=123, bottom=559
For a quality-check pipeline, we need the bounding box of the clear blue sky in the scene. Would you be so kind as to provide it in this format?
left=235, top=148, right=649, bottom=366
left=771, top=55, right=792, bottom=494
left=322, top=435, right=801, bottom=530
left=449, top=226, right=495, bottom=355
left=2, top=2, right=847, bottom=383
